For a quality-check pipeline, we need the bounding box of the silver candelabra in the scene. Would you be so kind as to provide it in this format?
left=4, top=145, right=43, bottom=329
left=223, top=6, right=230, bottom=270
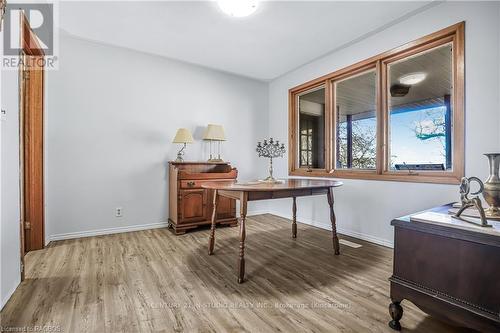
left=256, top=138, right=286, bottom=183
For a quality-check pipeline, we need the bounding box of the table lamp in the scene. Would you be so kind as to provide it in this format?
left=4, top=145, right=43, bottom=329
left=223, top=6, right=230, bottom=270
left=203, top=124, right=226, bottom=162
left=172, top=128, right=194, bottom=162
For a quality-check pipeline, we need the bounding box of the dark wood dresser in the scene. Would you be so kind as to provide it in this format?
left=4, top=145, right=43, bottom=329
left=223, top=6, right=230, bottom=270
left=168, top=162, right=238, bottom=235
left=389, top=204, right=500, bottom=332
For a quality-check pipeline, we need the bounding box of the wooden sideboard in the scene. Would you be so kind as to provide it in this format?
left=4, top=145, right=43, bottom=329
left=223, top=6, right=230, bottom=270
left=168, top=162, right=238, bottom=235
left=389, top=204, right=500, bottom=332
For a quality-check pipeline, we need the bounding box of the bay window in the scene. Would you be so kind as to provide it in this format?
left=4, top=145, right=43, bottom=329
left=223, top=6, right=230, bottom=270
left=288, top=22, right=464, bottom=184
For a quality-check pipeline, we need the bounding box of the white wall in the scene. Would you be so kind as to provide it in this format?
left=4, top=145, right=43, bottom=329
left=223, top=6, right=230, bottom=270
left=46, top=35, right=269, bottom=241
left=1, top=69, right=21, bottom=308
left=268, top=1, right=500, bottom=247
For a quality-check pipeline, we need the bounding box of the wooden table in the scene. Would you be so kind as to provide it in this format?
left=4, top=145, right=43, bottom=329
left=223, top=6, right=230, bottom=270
left=202, top=179, right=343, bottom=283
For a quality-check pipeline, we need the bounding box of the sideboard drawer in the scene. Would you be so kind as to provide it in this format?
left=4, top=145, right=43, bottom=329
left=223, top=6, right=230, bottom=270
left=180, top=179, right=233, bottom=189
left=180, top=180, right=202, bottom=189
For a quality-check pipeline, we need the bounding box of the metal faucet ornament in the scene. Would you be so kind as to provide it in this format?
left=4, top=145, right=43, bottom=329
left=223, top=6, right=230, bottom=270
left=454, top=176, right=490, bottom=227
left=256, top=138, right=286, bottom=183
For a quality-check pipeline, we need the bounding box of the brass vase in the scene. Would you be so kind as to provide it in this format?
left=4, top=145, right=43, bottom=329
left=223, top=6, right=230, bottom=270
left=483, top=153, right=500, bottom=217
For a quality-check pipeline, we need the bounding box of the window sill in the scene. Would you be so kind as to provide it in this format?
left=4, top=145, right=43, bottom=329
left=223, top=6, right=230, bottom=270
left=289, top=169, right=461, bottom=185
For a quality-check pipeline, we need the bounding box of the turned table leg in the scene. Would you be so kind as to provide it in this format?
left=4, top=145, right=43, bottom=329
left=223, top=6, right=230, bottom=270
left=292, top=197, right=297, bottom=238
left=238, top=193, right=248, bottom=284
left=327, top=187, right=340, bottom=255
left=388, top=301, right=403, bottom=331
left=208, top=189, right=218, bottom=255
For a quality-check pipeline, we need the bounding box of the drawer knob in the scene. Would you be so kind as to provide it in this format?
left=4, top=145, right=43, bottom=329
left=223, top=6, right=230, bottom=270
left=187, top=181, right=195, bottom=187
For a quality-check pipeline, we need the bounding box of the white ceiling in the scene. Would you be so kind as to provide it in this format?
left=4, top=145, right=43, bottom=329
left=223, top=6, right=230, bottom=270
left=58, top=1, right=435, bottom=81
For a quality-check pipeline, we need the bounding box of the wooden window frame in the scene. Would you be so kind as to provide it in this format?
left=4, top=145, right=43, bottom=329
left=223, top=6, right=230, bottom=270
left=292, top=84, right=329, bottom=172
left=288, top=22, right=465, bottom=184
left=331, top=64, right=379, bottom=178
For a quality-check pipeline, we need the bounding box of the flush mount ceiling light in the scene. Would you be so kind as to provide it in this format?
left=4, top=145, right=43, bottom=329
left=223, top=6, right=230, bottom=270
left=399, top=72, right=427, bottom=85
left=217, top=0, right=259, bottom=18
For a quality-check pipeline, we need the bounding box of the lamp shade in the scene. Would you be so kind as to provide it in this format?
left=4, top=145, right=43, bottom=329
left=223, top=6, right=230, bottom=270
left=172, top=128, right=194, bottom=144
left=203, top=124, right=226, bottom=141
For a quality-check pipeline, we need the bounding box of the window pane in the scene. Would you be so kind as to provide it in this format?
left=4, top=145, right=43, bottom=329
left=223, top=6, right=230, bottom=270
left=301, top=151, right=308, bottom=166
left=301, top=135, right=308, bottom=149
left=335, top=69, right=377, bottom=169
left=388, top=43, right=452, bottom=171
left=298, top=87, right=325, bottom=168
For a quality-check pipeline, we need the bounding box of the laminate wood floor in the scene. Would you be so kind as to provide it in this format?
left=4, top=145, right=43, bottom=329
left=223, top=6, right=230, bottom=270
left=1, top=214, right=469, bottom=333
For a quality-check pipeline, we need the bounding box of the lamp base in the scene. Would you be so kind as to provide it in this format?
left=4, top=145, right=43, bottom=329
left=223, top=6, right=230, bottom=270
left=175, top=151, right=184, bottom=162
left=258, top=176, right=284, bottom=184
left=207, top=158, right=224, bottom=163
left=175, top=143, right=187, bottom=162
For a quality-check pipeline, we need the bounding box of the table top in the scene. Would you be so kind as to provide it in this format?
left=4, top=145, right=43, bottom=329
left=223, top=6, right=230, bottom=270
left=392, top=204, right=500, bottom=247
left=201, top=179, right=343, bottom=192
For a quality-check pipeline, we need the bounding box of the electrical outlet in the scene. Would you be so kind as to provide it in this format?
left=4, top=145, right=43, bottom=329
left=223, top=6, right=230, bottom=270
left=115, top=207, right=123, bottom=217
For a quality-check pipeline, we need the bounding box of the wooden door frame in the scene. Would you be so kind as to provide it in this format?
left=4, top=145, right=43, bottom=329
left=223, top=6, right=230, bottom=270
left=18, top=11, right=45, bottom=279
left=18, top=49, right=26, bottom=280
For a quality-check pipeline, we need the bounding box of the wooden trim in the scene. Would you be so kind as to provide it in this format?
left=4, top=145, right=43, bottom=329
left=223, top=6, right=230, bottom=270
left=22, top=58, right=45, bottom=251
left=288, top=87, right=296, bottom=174
left=332, top=62, right=376, bottom=84
left=290, top=169, right=461, bottom=185
left=288, top=83, right=328, bottom=173
left=331, top=82, right=337, bottom=171
left=19, top=12, right=45, bottom=252
left=288, top=22, right=465, bottom=185
left=18, top=51, right=26, bottom=280
left=381, top=31, right=464, bottom=183
left=324, top=79, right=332, bottom=171
left=380, top=36, right=454, bottom=65
left=20, top=12, right=45, bottom=56
left=453, top=22, right=466, bottom=183
left=376, top=60, right=385, bottom=175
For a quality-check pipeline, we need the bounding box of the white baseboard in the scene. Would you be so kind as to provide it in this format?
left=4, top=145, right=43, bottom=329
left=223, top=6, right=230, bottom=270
left=337, top=227, right=393, bottom=248
left=47, top=210, right=393, bottom=249
left=48, top=222, right=169, bottom=242
left=1, top=280, right=20, bottom=311
left=247, top=209, right=271, bottom=216
left=267, top=210, right=394, bottom=248
left=48, top=211, right=265, bottom=242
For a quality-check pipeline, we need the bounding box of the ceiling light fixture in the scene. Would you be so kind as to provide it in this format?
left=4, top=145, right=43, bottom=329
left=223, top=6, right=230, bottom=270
left=399, top=72, right=427, bottom=85
left=217, top=0, right=259, bottom=18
